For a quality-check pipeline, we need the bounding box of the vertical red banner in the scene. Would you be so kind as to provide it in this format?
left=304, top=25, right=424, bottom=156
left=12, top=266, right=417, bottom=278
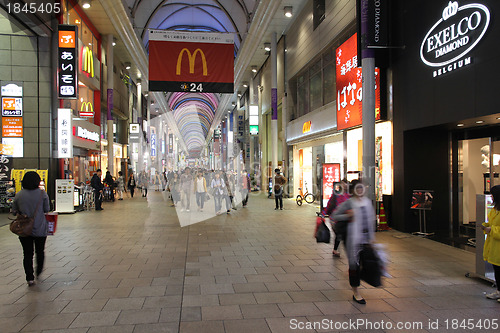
left=336, top=33, right=380, bottom=130
left=322, top=163, right=341, bottom=209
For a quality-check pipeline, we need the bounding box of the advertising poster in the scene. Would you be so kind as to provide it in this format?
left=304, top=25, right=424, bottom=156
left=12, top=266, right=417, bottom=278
left=322, top=163, right=341, bottom=209
left=411, top=190, right=434, bottom=210
left=56, top=179, right=75, bottom=213
left=149, top=30, right=234, bottom=93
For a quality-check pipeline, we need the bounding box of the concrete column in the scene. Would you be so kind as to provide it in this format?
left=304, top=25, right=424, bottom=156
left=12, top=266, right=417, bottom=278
left=361, top=1, right=376, bottom=201
left=146, top=97, right=151, bottom=171
left=271, top=32, right=278, bottom=171
left=282, top=95, right=287, bottom=177
left=106, top=34, right=114, bottom=175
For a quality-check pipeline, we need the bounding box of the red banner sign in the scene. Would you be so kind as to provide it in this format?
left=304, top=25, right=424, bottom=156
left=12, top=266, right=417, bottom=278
left=149, top=30, right=234, bottom=93
left=323, top=163, right=341, bottom=209
left=336, top=33, right=380, bottom=130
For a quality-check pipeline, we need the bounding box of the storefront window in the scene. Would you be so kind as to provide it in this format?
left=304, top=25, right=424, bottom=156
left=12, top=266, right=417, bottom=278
left=310, top=71, right=322, bottom=111
left=323, top=63, right=335, bottom=104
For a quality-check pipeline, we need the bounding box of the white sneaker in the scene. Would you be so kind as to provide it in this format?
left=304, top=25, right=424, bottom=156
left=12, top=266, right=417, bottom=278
left=486, top=290, right=500, bottom=299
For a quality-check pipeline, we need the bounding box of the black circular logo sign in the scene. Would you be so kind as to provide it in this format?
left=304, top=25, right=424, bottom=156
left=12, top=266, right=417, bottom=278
left=420, top=1, right=490, bottom=67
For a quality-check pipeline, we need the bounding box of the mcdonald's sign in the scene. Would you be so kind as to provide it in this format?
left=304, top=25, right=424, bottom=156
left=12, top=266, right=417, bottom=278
left=176, top=48, right=207, bottom=76
left=149, top=30, right=234, bottom=93
left=81, top=46, right=94, bottom=77
left=80, top=101, right=94, bottom=117
left=302, top=121, right=312, bottom=134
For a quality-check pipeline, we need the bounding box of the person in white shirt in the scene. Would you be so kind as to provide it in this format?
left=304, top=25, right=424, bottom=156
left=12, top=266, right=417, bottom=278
left=193, top=171, right=208, bottom=211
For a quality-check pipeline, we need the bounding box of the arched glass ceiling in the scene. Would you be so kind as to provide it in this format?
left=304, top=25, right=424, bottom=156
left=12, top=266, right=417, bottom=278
left=125, top=0, right=256, bottom=157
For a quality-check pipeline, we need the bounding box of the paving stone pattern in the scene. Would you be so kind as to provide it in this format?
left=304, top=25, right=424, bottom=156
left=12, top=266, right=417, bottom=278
left=0, top=192, right=498, bottom=332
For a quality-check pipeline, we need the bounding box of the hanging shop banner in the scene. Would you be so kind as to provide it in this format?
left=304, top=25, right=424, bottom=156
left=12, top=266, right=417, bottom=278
left=55, top=179, right=75, bottom=213
left=150, top=127, right=156, bottom=157
left=336, top=33, right=381, bottom=130
left=322, top=163, right=341, bottom=209
left=419, top=1, right=491, bottom=77
left=149, top=30, right=234, bottom=93
left=359, top=0, right=389, bottom=48
left=2, top=117, right=23, bottom=137
left=169, top=134, right=173, bottom=153
left=0, top=155, right=13, bottom=181
left=58, top=25, right=78, bottom=99
left=58, top=108, right=73, bottom=158
left=2, top=97, right=23, bottom=116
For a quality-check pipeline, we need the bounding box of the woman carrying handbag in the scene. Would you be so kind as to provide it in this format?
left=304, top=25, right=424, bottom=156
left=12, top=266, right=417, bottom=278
left=11, top=171, right=50, bottom=286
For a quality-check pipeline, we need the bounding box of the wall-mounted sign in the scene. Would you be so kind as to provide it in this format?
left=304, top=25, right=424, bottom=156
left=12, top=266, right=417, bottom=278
left=130, top=123, right=140, bottom=134
left=58, top=25, right=78, bottom=99
left=0, top=155, right=12, bottom=181
left=420, top=1, right=490, bottom=77
left=58, top=108, right=73, bottom=158
left=336, top=33, right=381, bottom=130
left=113, top=144, right=122, bottom=158
left=0, top=144, right=14, bottom=156
left=2, top=97, right=22, bottom=116
left=81, top=46, right=94, bottom=78
left=249, top=125, right=259, bottom=135
left=149, top=30, right=234, bottom=93
left=1, top=82, right=22, bottom=97
left=75, top=126, right=99, bottom=142
left=302, top=121, right=312, bottom=134
left=79, top=101, right=93, bottom=117
left=2, top=138, right=23, bottom=157
left=2, top=117, right=22, bottom=137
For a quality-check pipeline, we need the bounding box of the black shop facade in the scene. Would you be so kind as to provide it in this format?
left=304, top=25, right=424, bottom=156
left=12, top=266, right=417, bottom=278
left=390, top=0, right=500, bottom=249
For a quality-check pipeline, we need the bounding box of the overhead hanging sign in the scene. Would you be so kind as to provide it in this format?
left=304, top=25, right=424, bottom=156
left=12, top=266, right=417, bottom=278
left=336, top=33, right=381, bottom=131
left=58, top=25, right=78, bottom=99
left=149, top=30, right=234, bottom=93
left=420, top=1, right=490, bottom=77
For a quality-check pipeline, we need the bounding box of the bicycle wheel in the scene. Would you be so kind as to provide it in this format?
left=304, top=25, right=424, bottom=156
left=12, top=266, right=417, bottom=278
left=296, top=195, right=303, bottom=206
left=305, top=193, right=315, bottom=204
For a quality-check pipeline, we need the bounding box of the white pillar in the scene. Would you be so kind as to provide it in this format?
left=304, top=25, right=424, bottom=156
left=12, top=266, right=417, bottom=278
left=271, top=32, right=278, bottom=171
left=136, top=83, right=142, bottom=174
left=106, top=34, right=114, bottom=175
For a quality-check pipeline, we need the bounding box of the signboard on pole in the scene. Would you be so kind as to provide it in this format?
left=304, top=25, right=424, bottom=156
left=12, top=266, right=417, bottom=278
left=58, top=108, right=73, bottom=158
left=58, top=25, right=78, bottom=99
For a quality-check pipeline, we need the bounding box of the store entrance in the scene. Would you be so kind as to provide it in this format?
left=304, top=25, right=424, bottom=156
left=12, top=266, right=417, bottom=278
left=457, top=136, right=500, bottom=250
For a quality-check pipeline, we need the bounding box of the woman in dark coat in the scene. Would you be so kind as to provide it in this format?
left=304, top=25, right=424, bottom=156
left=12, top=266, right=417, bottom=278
left=12, top=171, right=50, bottom=286
left=127, top=173, right=137, bottom=198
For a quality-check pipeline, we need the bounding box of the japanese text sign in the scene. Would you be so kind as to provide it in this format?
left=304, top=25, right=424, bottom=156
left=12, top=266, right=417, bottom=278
left=2, top=117, right=23, bottom=137
left=322, top=163, right=341, bottom=208
left=0, top=155, right=12, bottom=181
left=58, top=108, right=73, bottom=158
left=336, top=33, right=380, bottom=130
left=58, top=25, right=78, bottom=99
left=2, top=97, right=22, bottom=116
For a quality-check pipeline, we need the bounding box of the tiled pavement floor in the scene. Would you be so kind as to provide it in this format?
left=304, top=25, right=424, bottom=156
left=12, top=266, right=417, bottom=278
left=0, top=192, right=499, bottom=333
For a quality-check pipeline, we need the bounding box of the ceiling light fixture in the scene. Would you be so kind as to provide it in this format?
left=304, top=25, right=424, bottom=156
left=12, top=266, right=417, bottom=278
left=125, top=62, right=131, bottom=70
left=81, top=0, right=91, bottom=9
left=476, top=120, right=484, bottom=124
left=284, top=6, right=293, bottom=17
left=264, top=43, right=271, bottom=52
left=112, top=37, right=117, bottom=46
left=457, top=123, right=464, bottom=127
left=242, top=82, right=248, bottom=88
left=231, top=102, right=235, bottom=107
left=251, top=66, right=257, bottom=73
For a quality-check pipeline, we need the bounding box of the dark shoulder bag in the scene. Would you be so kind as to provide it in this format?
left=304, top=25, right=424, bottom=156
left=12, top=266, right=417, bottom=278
left=10, top=192, right=43, bottom=237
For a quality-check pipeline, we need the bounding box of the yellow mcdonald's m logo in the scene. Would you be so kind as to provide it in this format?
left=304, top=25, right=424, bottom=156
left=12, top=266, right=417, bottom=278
left=176, top=48, right=207, bottom=76
left=302, top=121, right=311, bottom=134
left=81, top=101, right=93, bottom=113
left=82, top=46, right=94, bottom=77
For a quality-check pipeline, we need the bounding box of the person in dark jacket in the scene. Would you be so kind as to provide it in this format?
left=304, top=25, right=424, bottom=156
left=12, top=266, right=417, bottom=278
left=274, top=168, right=287, bottom=210
left=127, top=173, right=136, bottom=198
left=104, top=170, right=115, bottom=201
left=91, top=169, right=104, bottom=210
left=12, top=171, right=50, bottom=286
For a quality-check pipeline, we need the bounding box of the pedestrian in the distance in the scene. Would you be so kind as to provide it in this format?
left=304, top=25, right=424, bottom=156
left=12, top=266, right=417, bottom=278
left=116, top=171, right=125, bottom=200
left=127, top=173, right=136, bottom=198
left=91, top=169, right=104, bottom=210
left=12, top=171, right=50, bottom=286
left=274, top=168, right=287, bottom=210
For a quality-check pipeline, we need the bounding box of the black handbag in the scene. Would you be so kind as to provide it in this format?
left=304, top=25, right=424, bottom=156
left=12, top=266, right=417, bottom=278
left=359, top=244, right=382, bottom=287
left=315, top=221, right=330, bottom=243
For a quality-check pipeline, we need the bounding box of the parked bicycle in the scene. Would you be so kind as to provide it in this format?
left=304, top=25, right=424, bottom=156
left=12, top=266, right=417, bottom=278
left=296, top=182, right=315, bottom=206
